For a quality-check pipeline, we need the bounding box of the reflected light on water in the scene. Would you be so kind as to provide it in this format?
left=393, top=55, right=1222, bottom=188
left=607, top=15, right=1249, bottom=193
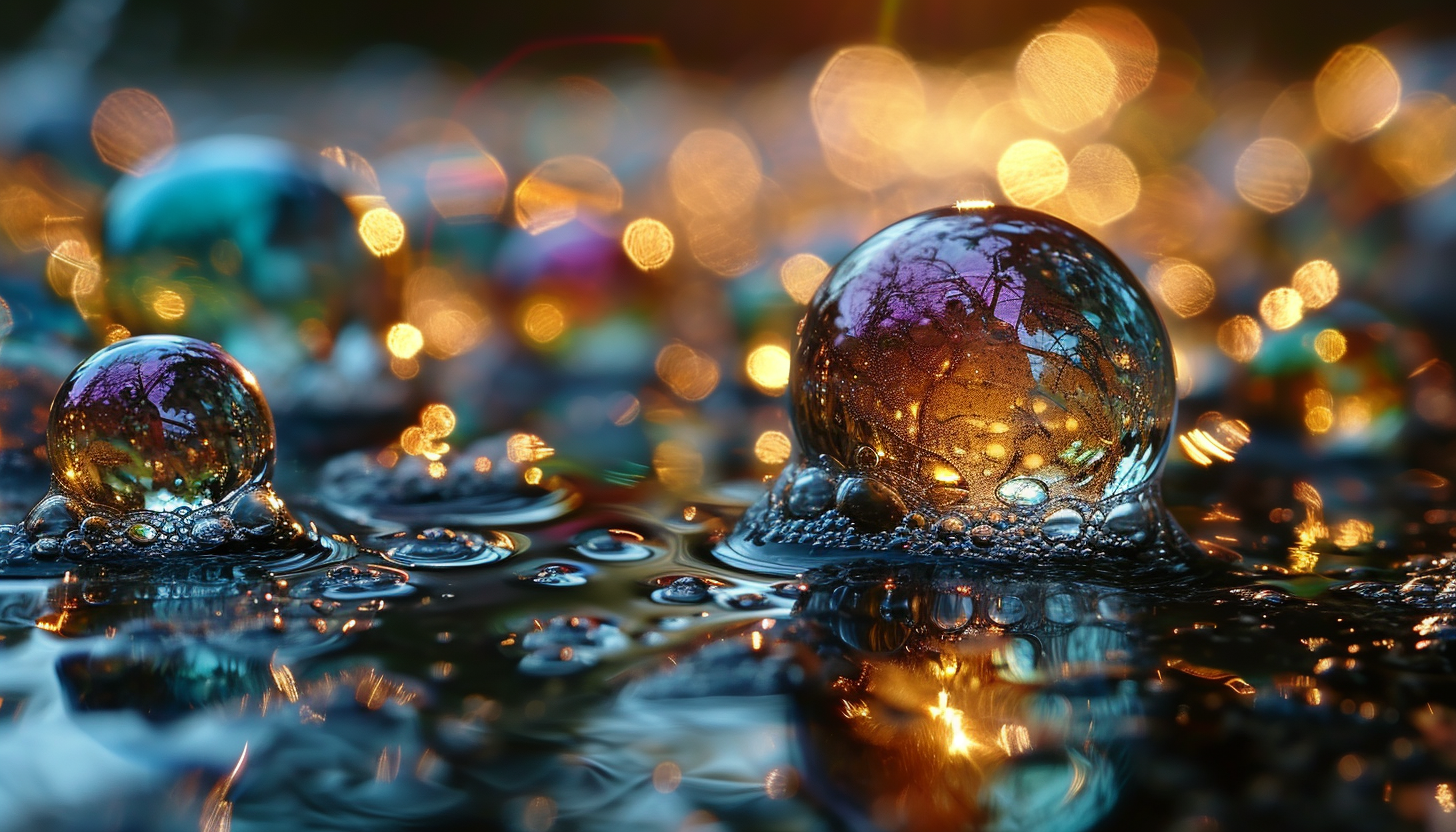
left=1314, top=44, right=1401, bottom=141
left=91, top=88, right=175, bottom=175
left=997, top=139, right=1068, bottom=206
left=1234, top=138, right=1311, bottom=213
left=1016, top=32, right=1117, bottom=132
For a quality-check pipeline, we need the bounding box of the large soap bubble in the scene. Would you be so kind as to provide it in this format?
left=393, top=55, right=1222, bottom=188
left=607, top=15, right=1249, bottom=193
left=722, top=204, right=1183, bottom=571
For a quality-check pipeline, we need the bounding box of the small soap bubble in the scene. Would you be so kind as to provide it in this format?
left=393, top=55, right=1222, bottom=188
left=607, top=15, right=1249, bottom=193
left=652, top=575, right=713, bottom=604
left=381, top=528, right=513, bottom=569
left=520, top=562, right=590, bottom=587
left=303, top=564, right=413, bottom=601
left=47, top=335, right=274, bottom=513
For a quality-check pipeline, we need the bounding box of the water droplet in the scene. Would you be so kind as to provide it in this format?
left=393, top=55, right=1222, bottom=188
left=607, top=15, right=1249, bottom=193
left=996, top=477, right=1049, bottom=507
left=516, top=615, right=629, bottom=676
left=652, top=575, right=713, bottom=604
left=835, top=477, right=907, bottom=531
left=1041, top=507, right=1085, bottom=542
left=989, top=594, right=1027, bottom=625
left=573, top=529, right=653, bottom=562
left=301, top=564, right=413, bottom=601
left=786, top=468, right=835, bottom=517
left=520, top=562, right=590, bottom=587
left=792, top=205, right=1173, bottom=510
left=381, top=528, right=513, bottom=569
left=47, top=335, right=274, bottom=513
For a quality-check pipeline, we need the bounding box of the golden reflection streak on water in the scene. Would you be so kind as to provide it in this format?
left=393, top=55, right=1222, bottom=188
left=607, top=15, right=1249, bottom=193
left=997, top=139, right=1068, bottom=207
left=1234, top=138, right=1311, bottom=213
left=621, top=218, right=674, bottom=271
left=201, top=744, right=248, bottom=832
left=91, top=88, right=174, bottom=175
left=1314, top=44, right=1401, bottom=141
left=927, top=690, right=977, bottom=757
left=1016, top=32, right=1117, bottom=132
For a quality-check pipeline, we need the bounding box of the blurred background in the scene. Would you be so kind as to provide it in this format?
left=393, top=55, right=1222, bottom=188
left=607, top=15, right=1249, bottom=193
left=4, top=0, right=1456, bottom=560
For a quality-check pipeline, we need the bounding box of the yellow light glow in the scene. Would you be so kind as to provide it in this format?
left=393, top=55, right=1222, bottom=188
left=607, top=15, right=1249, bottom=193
left=1259, top=287, right=1305, bottom=331
left=1314, top=44, right=1401, bottom=141
left=513, top=155, right=623, bottom=235
left=523, top=467, right=543, bottom=486
left=622, top=218, right=675, bottom=271
left=754, top=430, right=793, bottom=464
left=1305, top=405, right=1334, bottom=434
left=421, top=404, right=456, bottom=439
left=1016, top=32, right=1117, bottom=132
left=474, top=456, right=492, bottom=473
left=656, top=343, right=720, bottom=401
left=668, top=129, right=762, bottom=217
left=152, top=289, right=187, bottom=321
left=1438, top=783, right=1455, bottom=814
left=653, top=439, right=704, bottom=490
left=358, top=207, right=406, bottom=256
left=1217, top=315, right=1263, bottom=363
left=427, top=461, right=447, bottom=479
left=746, top=344, right=792, bottom=395
left=997, top=139, right=1068, bottom=207
left=103, top=324, right=130, bottom=344
left=1373, top=93, right=1456, bottom=194
left=1151, top=258, right=1216, bottom=318
left=780, top=253, right=830, bottom=304
left=1066, top=143, right=1140, bottom=225
left=1314, top=329, right=1347, bottom=362
left=954, top=199, right=996, bottom=210
left=91, top=88, right=174, bottom=175
left=1234, top=138, right=1311, bottom=213
left=1292, top=259, right=1338, bottom=309
left=811, top=45, right=926, bottom=191
left=927, top=690, right=976, bottom=757
left=1332, top=518, right=1374, bottom=549
left=386, top=323, right=424, bottom=360
left=46, top=238, right=99, bottom=299
left=507, top=433, right=555, bottom=464
left=684, top=212, right=760, bottom=277
left=1057, top=6, right=1159, bottom=105
left=521, top=301, right=566, bottom=343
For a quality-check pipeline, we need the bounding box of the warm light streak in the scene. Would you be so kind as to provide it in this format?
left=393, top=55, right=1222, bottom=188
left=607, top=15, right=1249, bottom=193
left=927, top=690, right=977, bottom=757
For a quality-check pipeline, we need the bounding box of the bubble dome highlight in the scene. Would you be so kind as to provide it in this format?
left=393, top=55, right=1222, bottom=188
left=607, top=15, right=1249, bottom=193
left=12, top=335, right=329, bottom=562
left=721, top=203, right=1186, bottom=572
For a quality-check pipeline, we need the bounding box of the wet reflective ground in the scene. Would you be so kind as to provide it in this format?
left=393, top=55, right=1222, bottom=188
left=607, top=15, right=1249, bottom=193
left=0, top=456, right=1454, bottom=832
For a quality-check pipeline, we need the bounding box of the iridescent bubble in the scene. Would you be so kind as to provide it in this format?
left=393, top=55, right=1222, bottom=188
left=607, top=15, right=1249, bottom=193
left=721, top=204, right=1185, bottom=570
left=47, top=335, right=274, bottom=513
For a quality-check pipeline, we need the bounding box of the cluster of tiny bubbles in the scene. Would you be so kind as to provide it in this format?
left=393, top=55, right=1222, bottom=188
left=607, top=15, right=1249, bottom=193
left=572, top=527, right=655, bottom=562
left=649, top=574, right=723, bottom=604
left=717, top=203, right=1197, bottom=576
left=2, top=335, right=351, bottom=569
left=517, top=560, right=593, bottom=587
left=316, top=437, right=579, bottom=527
left=513, top=614, right=631, bottom=676
left=377, top=527, right=519, bottom=569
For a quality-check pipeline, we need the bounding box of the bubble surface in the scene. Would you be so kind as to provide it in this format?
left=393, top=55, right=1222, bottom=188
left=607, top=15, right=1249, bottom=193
left=48, top=335, right=274, bottom=512
left=793, top=204, right=1173, bottom=509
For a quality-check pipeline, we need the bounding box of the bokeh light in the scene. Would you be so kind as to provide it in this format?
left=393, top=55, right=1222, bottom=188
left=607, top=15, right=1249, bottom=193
left=1259, top=287, right=1305, bottom=330
left=1217, top=315, right=1263, bottom=362
left=780, top=253, right=830, bottom=304
left=1016, top=32, right=1117, bottom=132
left=997, top=139, right=1068, bottom=206
left=1292, top=259, right=1339, bottom=309
left=1314, top=44, right=1401, bottom=141
left=514, top=155, right=623, bottom=235
left=622, top=218, right=675, bottom=271
left=745, top=344, right=791, bottom=395
left=91, top=88, right=175, bottom=175
left=1234, top=138, right=1311, bottom=213
left=1066, top=143, right=1140, bottom=225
